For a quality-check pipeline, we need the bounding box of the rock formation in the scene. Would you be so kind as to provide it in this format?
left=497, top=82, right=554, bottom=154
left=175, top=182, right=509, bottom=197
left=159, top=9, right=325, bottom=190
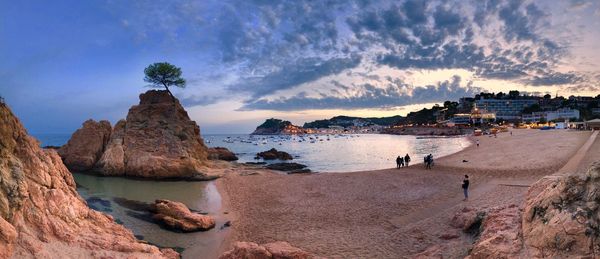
left=152, top=199, right=215, bottom=232
left=463, top=162, right=600, bottom=258
left=252, top=118, right=305, bottom=135
left=266, top=163, right=311, bottom=174
left=0, top=102, right=176, bottom=258
left=58, top=119, right=112, bottom=171
left=59, top=90, right=217, bottom=180
left=466, top=205, right=522, bottom=259
left=208, top=147, right=238, bottom=161
left=219, top=241, right=311, bottom=259
left=522, top=162, right=600, bottom=258
left=256, top=148, right=293, bottom=160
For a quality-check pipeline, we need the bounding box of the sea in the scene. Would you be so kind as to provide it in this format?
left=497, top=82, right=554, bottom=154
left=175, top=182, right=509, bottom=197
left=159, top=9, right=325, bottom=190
left=32, top=132, right=470, bottom=258
left=34, top=133, right=472, bottom=173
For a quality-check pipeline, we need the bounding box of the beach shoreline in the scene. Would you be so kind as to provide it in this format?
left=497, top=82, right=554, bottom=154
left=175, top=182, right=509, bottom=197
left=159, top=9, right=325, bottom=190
left=216, top=129, right=596, bottom=258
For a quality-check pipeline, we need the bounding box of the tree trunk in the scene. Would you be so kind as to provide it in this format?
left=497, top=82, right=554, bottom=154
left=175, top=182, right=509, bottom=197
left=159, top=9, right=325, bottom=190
left=163, top=84, right=176, bottom=102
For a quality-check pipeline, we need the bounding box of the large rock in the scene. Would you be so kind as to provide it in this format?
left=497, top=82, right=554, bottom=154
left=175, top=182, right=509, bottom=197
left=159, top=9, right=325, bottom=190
left=256, top=148, right=293, bottom=160
left=58, top=119, right=112, bottom=171
left=60, top=90, right=216, bottom=180
left=521, top=163, right=600, bottom=258
left=208, top=147, right=238, bottom=161
left=219, top=241, right=311, bottom=259
left=466, top=205, right=522, bottom=259
left=266, top=163, right=311, bottom=174
left=0, top=102, right=176, bottom=258
left=464, top=162, right=600, bottom=258
left=152, top=199, right=215, bottom=232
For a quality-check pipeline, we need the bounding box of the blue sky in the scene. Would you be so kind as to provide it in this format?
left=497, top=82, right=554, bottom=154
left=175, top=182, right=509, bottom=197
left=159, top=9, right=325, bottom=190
left=1, top=0, right=599, bottom=134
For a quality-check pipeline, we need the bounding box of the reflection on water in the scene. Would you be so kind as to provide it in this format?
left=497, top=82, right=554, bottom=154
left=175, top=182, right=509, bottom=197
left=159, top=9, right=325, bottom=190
left=33, top=133, right=471, bottom=173
left=205, top=134, right=471, bottom=172
left=73, top=173, right=227, bottom=259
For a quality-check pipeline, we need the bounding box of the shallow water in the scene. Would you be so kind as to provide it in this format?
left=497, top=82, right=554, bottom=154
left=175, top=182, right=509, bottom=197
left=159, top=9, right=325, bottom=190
left=204, top=134, right=471, bottom=172
left=73, top=173, right=229, bottom=259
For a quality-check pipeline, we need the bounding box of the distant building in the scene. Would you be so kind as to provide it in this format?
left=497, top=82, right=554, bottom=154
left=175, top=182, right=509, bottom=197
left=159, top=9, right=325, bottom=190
left=450, top=105, right=496, bottom=125
left=476, top=99, right=538, bottom=120
left=569, top=96, right=596, bottom=108
left=522, top=108, right=580, bottom=123
left=450, top=114, right=471, bottom=125
left=585, top=119, right=600, bottom=130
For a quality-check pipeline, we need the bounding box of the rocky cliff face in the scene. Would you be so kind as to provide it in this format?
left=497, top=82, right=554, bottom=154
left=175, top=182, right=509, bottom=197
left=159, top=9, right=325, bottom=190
left=59, top=90, right=216, bottom=180
left=521, top=162, right=600, bottom=257
left=0, top=102, right=176, bottom=258
left=466, top=162, right=600, bottom=258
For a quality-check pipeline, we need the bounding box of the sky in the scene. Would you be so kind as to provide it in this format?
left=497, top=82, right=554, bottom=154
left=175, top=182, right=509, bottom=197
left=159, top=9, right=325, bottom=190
left=1, top=0, right=599, bottom=134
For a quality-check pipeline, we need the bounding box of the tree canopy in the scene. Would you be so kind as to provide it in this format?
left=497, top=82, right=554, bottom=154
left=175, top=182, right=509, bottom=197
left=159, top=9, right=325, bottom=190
left=143, top=62, right=186, bottom=99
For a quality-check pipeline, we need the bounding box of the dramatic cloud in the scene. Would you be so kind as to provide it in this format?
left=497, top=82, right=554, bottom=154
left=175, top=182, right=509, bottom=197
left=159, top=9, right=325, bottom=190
left=241, top=75, right=482, bottom=110
left=228, top=55, right=362, bottom=98
left=103, top=0, right=597, bottom=113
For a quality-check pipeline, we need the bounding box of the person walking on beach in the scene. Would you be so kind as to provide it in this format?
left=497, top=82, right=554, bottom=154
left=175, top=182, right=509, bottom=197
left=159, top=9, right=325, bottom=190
left=404, top=154, right=411, bottom=167
left=425, top=154, right=433, bottom=169
left=476, top=139, right=480, bottom=147
left=428, top=154, right=434, bottom=168
left=462, top=175, right=470, bottom=201
left=400, top=156, right=404, bottom=167
left=396, top=156, right=402, bottom=169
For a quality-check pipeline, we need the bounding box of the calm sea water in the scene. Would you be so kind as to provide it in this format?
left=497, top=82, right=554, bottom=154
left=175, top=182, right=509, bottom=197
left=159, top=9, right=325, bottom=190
left=204, top=134, right=471, bottom=172
left=33, top=133, right=471, bottom=172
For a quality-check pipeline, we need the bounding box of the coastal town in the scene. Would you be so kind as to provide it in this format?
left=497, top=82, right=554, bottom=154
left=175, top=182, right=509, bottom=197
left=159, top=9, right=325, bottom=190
left=252, top=91, right=600, bottom=135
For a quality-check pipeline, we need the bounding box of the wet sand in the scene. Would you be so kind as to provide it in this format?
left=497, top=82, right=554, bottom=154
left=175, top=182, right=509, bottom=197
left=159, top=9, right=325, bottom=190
left=217, top=129, right=594, bottom=258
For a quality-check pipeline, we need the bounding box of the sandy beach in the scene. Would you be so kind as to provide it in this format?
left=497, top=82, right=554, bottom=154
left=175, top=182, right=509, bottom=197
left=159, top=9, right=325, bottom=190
left=217, top=129, right=597, bottom=258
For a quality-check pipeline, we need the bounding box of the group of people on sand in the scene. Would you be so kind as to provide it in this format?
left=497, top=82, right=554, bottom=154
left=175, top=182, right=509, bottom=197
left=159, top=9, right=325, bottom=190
left=394, top=153, right=470, bottom=201
left=395, top=154, right=411, bottom=168
left=424, top=154, right=434, bottom=169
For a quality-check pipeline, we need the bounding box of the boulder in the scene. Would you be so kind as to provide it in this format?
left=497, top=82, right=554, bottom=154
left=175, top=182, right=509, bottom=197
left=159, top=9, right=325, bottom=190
left=208, top=147, right=238, bottom=161
left=521, top=163, right=600, bottom=258
left=256, top=148, right=293, bottom=160
left=466, top=205, right=523, bottom=259
left=0, top=102, right=176, bottom=258
left=219, top=241, right=311, bottom=259
left=152, top=199, right=215, bottom=232
left=266, top=163, right=311, bottom=174
left=464, top=162, right=600, bottom=258
left=60, top=90, right=216, bottom=180
left=58, top=119, right=112, bottom=171
left=450, top=207, right=485, bottom=233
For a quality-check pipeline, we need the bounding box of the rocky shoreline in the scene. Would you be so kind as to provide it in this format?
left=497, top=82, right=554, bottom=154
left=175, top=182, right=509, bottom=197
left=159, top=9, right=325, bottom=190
left=0, top=101, right=178, bottom=258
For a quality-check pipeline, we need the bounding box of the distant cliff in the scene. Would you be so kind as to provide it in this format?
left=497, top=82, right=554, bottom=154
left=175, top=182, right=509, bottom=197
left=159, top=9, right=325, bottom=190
left=251, top=118, right=305, bottom=135
left=303, top=115, right=404, bottom=128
